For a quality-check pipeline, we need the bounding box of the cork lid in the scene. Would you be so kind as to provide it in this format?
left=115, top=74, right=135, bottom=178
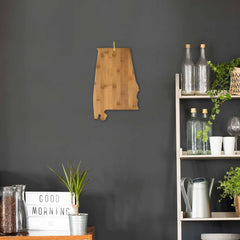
left=185, top=44, right=191, bottom=48
left=202, top=109, right=208, bottom=114
left=191, top=108, right=197, bottom=113
left=200, top=44, right=206, bottom=48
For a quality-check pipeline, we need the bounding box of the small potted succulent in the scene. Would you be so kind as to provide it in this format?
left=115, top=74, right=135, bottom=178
left=218, top=167, right=240, bottom=216
left=49, top=162, right=89, bottom=235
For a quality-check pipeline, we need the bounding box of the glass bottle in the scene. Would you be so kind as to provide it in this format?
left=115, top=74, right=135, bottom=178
left=15, top=185, right=28, bottom=233
left=201, top=109, right=212, bottom=155
left=181, top=44, right=195, bottom=95
left=187, top=108, right=202, bottom=155
left=195, top=44, right=210, bottom=95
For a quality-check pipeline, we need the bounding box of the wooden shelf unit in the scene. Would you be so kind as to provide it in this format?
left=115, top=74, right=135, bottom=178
left=175, top=73, right=240, bottom=240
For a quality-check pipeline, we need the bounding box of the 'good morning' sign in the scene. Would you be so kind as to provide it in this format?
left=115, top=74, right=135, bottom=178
left=26, top=192, right=75, bottom=231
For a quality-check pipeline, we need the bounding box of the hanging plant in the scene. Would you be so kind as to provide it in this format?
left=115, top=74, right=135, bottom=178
left=197, top=58, right=240, bottom=142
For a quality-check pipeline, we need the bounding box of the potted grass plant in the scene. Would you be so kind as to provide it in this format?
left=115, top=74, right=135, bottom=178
left=218, top=167, right=240, bottom=217
left=49, top=162, right=89, bottom=235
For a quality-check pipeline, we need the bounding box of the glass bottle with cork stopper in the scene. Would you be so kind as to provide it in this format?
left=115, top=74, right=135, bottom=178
left=181, top=44, right=195, bottom=95
left=187, top=108, right=202, bottom=155
left=195, top=44, right=210, bottom=95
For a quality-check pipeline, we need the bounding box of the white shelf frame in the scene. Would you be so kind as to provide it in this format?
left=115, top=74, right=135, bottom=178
left=175, top=74, right=240, bottom=240
left=178, top=90, right=240, bottom=99
left=181, top=218, right=240, bottom=222
left=181, top=212, right=240, bottom=221
left=180, top=148, right=240, bottom=160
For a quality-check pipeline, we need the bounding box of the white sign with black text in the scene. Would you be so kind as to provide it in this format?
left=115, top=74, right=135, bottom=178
left=26, top=192, right=75, bottom=231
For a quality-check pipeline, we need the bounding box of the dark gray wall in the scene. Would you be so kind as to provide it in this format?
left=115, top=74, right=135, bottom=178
left=0, top=0, right=240, bottom=239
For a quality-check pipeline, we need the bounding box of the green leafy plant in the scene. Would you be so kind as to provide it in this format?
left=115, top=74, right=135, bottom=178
left=197, top=58, right=240, bottom=142
left=49, top=162, right=89, bottom=214
left=218, top=167, right=240, bottom=205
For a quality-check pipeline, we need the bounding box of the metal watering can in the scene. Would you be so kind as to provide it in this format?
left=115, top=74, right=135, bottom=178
left=181, top=177, right=214, bottom=218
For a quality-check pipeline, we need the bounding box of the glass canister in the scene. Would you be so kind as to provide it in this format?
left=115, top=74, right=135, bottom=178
left=0, top=186, right=17, bottom=234
left=14, top=185, right=28, bottom=233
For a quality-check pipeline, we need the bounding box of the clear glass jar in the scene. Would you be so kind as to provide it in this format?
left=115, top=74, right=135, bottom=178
left=181, top=44, right=195, bottom=95
left=15, top=185, right=28, bottom=233
left=195, top=44, right=210, bottom=95
left=0, top=186, right=17, bottom=234
left=187, top=108, right=202, bottom=155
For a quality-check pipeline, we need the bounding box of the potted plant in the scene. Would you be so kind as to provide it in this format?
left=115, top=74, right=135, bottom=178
left=218, top=167, right=240, bottom=216
left=49, top=162, right=89, bottom=235
left=197, top=58, right=240, bottom=142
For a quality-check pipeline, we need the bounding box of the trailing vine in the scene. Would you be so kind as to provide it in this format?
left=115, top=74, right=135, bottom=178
left=197, top=58, right=240, bottom=142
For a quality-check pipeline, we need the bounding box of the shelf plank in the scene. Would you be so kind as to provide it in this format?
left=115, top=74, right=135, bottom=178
left=180, top=95, right=240, bottom=99
left=178, top=89, right=240, bottom=99
left=179, top=93, right=211, bottom=99
left=181, top=212, right=240, bottom=221
left=180, top=151, right=240, bottom=160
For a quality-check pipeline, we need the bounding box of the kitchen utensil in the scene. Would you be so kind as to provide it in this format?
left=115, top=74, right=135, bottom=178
left=93, top=47, right=139, bottom=121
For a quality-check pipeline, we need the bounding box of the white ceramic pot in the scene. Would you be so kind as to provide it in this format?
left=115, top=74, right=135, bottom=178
left=68, top=213, right=88, bottom=235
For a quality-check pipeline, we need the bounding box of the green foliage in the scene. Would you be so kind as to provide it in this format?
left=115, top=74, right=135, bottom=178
left=49, top=161, right=89, bottom=214
left=218, top=167, right=240, bottom=204
left=197, top=58, right=240, bottom=142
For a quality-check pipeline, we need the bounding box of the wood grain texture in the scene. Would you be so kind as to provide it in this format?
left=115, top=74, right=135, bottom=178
left=93, top=48, right=139, bottom=120
left=0, top=227, right=95, bottom=240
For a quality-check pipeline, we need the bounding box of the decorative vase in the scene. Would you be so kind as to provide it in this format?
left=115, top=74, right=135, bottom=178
left=230, top=67, right=240, bottom=95
left=235, top=195, right=240, bottom=217
left=68, top=213, right=88, bottom=235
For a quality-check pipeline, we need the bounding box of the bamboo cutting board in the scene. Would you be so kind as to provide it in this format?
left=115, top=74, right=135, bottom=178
left=93, top=48, right=139, bottom=121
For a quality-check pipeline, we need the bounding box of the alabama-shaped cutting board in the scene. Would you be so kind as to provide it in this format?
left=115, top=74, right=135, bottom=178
left=93, top=48, right=139, bottom=120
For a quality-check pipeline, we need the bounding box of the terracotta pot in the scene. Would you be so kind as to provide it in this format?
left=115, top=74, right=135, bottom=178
left=235, top=195, right=240, bottom=217
left=230, top=67, right=240, bottom=95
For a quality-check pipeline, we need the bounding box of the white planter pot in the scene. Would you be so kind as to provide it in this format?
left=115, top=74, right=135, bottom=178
left=68, top=213, right=88, bottom=235
left=209, top=136, right=222, bottom=155
left=223, top=136, right=235, bottom=155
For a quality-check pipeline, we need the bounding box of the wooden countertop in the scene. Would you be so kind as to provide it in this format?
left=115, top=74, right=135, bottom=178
left=0, top=227, right=95, bottom=240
